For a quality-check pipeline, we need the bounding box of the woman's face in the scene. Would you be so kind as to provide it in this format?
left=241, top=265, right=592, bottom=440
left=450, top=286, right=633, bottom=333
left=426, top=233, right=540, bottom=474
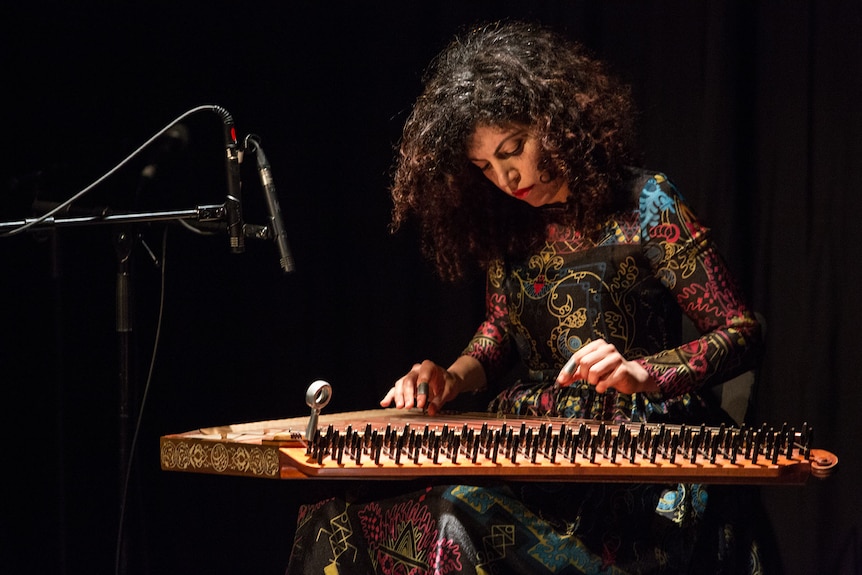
left=467, top=125, right=569, bottom=207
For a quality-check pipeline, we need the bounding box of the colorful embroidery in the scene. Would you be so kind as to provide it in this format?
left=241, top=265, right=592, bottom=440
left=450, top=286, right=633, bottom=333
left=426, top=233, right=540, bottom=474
left=357, top=497, right=463, bottom=575
left=445, top=485, right=629, bottom=574
left=315, top=507, right=359, bottom=571
left=464, top=171, right=761, bottom=416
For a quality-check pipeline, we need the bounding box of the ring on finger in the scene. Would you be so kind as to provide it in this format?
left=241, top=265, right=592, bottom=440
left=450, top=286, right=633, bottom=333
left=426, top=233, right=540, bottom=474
left=417, top=381, right=430, bottom=396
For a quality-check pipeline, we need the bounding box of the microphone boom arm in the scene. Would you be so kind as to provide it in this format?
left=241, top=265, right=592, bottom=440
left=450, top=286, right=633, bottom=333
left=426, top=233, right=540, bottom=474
left=0, top=204, right=228, bottom=232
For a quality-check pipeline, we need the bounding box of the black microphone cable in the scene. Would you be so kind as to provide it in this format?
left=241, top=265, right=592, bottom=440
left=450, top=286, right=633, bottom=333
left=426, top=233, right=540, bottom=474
left=114, top=225, right=169, bottom=575
left=2, top=104, right=232, bottom=238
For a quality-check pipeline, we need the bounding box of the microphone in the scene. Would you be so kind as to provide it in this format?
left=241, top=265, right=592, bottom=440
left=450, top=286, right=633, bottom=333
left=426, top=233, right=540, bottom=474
left=214, top=107, right=245, bottom=254
left=249, top=136, right=296, bottom=273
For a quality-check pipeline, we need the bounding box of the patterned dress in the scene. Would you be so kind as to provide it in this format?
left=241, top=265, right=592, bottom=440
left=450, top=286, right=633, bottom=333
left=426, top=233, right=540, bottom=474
left=286, top=172, right=766, bottom=575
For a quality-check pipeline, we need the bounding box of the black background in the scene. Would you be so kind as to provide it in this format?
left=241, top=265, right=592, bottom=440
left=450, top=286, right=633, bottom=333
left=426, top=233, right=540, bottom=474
left=2, top=2, right=860, bottom=574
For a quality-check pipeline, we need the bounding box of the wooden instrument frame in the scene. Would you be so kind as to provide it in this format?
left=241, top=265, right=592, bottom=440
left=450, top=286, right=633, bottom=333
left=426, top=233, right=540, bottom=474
left=160, top=409, right=838, bottom=485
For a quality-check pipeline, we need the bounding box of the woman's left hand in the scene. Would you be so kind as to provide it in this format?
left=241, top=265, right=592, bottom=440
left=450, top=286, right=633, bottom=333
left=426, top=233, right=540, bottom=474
left=556, top=339, right=658, bottom=394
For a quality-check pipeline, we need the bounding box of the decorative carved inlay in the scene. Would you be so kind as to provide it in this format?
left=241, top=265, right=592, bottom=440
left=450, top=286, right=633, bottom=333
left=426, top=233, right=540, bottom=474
left=160, top=439, right=280, bottom=478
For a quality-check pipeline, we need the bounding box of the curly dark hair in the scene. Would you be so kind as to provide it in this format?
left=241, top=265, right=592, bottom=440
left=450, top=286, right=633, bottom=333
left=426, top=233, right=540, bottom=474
left=390, top=21, right=641, bottom=281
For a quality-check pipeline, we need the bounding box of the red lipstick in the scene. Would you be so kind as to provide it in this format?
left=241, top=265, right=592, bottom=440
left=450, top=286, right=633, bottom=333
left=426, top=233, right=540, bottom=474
left=513, top=185, right=533, bottom=199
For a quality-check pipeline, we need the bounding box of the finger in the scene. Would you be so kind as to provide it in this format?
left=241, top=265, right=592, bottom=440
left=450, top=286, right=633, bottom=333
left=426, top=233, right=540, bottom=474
left=594, top=363, right=629, bottom=394
left=557, top=339, right=608, bottom=385
left=391, top=373, right=413, bottom=409
left=594, top=377, right=612, bottom=394
left=380, top=387, right=396, bottom=407
left=556, top=355, right=579, bottom=386
left=582, top=353, right=620, bottom=386
left=593, top=370, right=614, bottom=393
left=402, top=363, right=431, bottom=408
left=428, top=365, right=457, bottom=415
left=580, top=342, right=619, bottom=373
left=415, top=380, right=430, bottom=409
left=427, top=383, right=447, bottom=415
left=427, top=399, right=441, bottom=416
left=591, top=353, right=633, bottom=393
left=427, top=382, right=450, bottom=416
left=414, top=360, right=442, bottom=408
left=402, top=377, right=416, bottom=409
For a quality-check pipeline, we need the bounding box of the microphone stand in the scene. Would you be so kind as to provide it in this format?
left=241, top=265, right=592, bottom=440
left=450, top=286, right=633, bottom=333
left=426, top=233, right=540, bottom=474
left=114, top=223, right=134, bottom=575
left=0, top=203, right=274, bottom=575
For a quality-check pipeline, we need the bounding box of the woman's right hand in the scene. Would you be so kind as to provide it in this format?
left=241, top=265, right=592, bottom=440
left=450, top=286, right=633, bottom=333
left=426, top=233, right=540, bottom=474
left=380, top=359, right=462, bottom=416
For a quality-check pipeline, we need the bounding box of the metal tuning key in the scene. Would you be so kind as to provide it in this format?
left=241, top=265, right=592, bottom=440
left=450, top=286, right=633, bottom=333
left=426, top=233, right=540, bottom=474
left=305, top=380, right=332, bottom=442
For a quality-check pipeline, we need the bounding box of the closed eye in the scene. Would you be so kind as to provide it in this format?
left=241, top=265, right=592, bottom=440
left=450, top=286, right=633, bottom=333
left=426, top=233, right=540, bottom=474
left=499, top=138, right=525, bottom=158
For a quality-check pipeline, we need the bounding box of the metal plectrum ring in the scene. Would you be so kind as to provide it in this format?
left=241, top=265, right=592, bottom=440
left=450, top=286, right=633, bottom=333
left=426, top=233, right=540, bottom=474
left=305, top=380, right=332, bottom=441
left=306, top=380, right=332, bottom=410
left=561, top=355, right=579, bottom=375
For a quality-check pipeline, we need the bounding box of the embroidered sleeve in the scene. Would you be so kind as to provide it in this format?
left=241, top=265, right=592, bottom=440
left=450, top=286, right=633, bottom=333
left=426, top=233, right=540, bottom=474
left=461, top=259, right=516, bottom=388
left=636, top=174, right=764, bottom=397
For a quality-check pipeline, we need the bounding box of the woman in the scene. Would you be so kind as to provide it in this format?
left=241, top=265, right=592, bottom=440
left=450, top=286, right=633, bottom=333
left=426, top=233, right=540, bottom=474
left=288, top=21, right=766, bottom=574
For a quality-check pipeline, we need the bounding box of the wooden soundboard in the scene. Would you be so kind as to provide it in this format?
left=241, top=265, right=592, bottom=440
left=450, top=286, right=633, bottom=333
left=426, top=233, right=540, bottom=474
left=159, top=409, right=837, bottom=485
